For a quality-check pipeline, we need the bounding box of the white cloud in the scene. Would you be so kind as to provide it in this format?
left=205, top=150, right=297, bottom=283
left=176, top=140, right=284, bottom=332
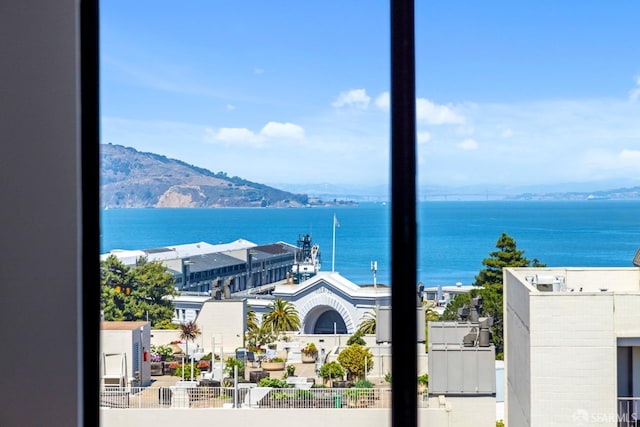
left=416, top=98, right=465, bottom=125
left=254, top=68, right=265, bottom=75
left=203, top=121, right=305, bottom=147
left=226, top=104, right=236, bottom=111
left=417, top=131, right=431, bottom=145
left=458, top=139, right=478, bottom=150
left=102, top=93, right=640, bottom=188
left=332, top=89, right=371, bottom=109
left=579, top=148, right=640, bottom=176
left=375, top=92, right=390, bottom=110
left=260, top=121, right=305, bottom=139
left=205, top=127, right=265, bottom=146
left=629, top=75, right=640, bottom=102
left=619, top=149, right=640, bottom=162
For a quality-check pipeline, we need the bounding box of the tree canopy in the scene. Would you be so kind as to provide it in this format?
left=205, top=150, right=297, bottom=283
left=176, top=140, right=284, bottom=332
left=245, top=316, right=277, bottom=351
left=474, top=232, right=535, bottom=292
left=337, top=343, right=373, bottom=381
left=262, top=298, right=301, bottom=333
left=100, top=255, right=177, bottom=326
left=444, top=232, right=545, bottom=358
left=357, top=310, right=376, bottom=335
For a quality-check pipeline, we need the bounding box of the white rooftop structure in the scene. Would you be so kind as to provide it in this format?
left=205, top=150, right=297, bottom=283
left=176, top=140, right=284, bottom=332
left=100, top=239, right=257, bottom=264
left=504, top=266, right=640, bottom=427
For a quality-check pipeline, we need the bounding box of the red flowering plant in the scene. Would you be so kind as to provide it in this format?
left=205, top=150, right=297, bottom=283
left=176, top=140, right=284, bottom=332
left=196, top=360, right=210, bottom=370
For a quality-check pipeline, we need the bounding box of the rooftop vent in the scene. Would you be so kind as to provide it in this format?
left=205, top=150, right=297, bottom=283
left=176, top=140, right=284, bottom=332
left=528, top=274, right=566, bottom=292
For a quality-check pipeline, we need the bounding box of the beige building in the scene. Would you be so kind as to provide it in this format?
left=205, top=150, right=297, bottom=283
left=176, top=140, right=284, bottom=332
left=504, top=267, right=640, bottom=426
left=101, top=321, right=152, bottom=387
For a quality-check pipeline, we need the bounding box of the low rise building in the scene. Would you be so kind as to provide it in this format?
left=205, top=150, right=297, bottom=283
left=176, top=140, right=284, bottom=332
left=100, top=321, right=152, bottom=388
left=504, top=267, right=640, bottom=426
left=102, top=238, right=303, bottom=294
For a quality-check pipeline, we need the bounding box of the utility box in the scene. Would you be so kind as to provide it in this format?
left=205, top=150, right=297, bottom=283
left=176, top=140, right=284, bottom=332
left=428, top=321, right=496, bottom=396
left=375, top=305, right=427, bottom=344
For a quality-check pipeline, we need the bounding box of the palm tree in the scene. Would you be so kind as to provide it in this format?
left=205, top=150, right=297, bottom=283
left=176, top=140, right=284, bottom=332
left=424, top=304, right=440, bottom=322
left=179, top=320, right=201, bottom=380
left=357, top=310, right=377, bottom=334
left=262, top=299, right=301, bottom=334
left=423, top=303, right=440, bottom=352
left=246, top=319, right=276, bottom=350
left=247, top=309, right=258, bottom=332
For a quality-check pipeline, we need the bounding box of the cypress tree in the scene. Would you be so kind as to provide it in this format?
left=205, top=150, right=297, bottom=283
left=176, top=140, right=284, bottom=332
left=446, top=232, right=545, bottom=358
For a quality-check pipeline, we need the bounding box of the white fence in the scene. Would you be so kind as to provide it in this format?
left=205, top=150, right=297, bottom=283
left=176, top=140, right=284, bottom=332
left=100, top=386, right=411, bottom=409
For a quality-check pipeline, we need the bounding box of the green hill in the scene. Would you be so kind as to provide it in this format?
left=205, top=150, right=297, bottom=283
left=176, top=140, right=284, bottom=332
left=100, top=143, right=309, bottom=208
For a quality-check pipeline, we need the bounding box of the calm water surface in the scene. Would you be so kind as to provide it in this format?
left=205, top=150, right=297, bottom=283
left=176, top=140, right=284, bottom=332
left=101, top=201, right=640, bottom=287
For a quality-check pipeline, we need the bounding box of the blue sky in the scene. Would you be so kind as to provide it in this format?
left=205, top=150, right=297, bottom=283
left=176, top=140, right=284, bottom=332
left=100, top=1, right=640, bottom=192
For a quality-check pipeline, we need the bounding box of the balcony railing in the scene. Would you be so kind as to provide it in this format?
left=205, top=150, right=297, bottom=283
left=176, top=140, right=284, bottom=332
left=100, top=386, right=407, bottom=409
left=618, top=398, right=640, bottom=427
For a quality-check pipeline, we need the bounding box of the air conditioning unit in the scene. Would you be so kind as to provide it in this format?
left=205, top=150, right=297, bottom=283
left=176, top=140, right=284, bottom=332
left=535, top=274, right=554, bottom=292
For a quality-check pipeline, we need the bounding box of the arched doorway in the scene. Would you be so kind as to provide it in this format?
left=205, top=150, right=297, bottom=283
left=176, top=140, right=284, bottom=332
left=314, top=309, right=347, bottom=334
left=302, top=304, right=351, bottom=334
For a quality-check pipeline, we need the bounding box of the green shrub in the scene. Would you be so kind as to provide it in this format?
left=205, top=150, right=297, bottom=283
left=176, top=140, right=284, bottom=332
left=258, top=377, right=287, bottom=388
left=154, top=320, right=180, bottom=330
left=301, top=342, right=318, bottom=355
left=172, top=364, right=201, bottom=380
left=224, top=356, right=245, bottom=377
left=337, top=344, right=373, bottom=381
left=418, top=373, right=429, bottom=386
left=353, top=379, right=374, bottom=388
left=346, top=330, right=366, bottom=346
left=318, top=361, right=345, bottom=381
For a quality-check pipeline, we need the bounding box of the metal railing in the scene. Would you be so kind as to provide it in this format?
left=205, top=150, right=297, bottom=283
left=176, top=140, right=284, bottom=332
left=100, top=386, right=401, bottom=409
left=254, top=387, right=392, bottom=409
left=618, top=398, right=640, bottom=426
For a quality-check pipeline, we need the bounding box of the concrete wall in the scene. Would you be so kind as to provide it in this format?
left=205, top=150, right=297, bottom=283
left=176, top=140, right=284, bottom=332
left=196, top=299, right=247, bottom=353
left=504, top=268, right=532, bottom=427
left=528, top=293, right=617, bottom=426
left=151, top=330, right=182, bottom=348
left=101, top=408, right=452, bottom=427
left=561, top=268, right=640, bottom=292
left=507, top=267, right=640, bottom=293
left=437, top=396, right=496, bottom=427
left=150, top=300, right=247, bottom=357
left=614, top=294, right=640, bottom=335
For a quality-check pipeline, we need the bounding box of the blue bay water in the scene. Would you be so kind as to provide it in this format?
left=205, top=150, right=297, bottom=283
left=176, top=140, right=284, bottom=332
left=101, top=201, right=640, bottom=287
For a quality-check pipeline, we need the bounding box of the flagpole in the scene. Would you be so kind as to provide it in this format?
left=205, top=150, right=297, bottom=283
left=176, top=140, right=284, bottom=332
left=332, top=213, right=336, bottom=272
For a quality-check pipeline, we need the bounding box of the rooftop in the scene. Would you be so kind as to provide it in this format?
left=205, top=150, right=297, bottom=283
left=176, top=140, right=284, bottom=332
left=101, top=321, right=149, bottom=331
left=506, top=267, right=640, bottom=294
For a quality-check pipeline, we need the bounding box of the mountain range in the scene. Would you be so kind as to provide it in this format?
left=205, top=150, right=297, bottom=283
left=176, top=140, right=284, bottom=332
left=100, top=144, right=310, bottom=208
left=101, top=143, right=640, bottom=207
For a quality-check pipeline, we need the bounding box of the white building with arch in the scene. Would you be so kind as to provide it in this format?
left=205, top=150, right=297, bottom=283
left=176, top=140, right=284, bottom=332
left=247, top=271, right=391, bottom=335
